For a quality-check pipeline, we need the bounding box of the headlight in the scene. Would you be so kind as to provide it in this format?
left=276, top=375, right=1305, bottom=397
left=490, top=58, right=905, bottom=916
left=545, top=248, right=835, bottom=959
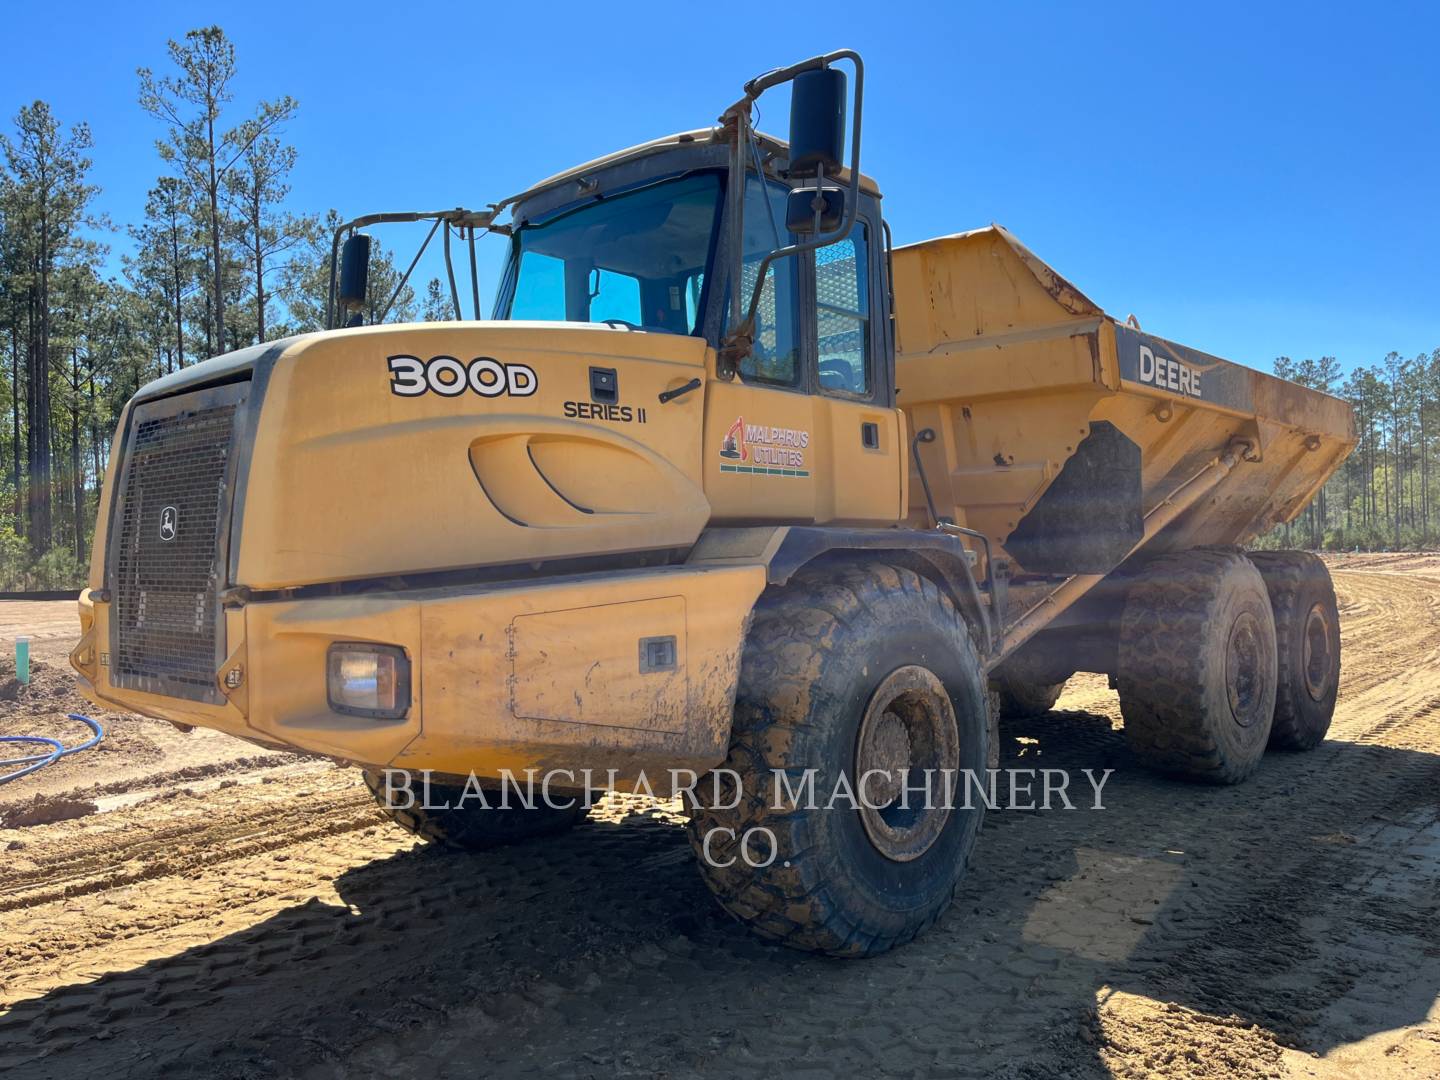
left=326, top=643, right=411, bottom=719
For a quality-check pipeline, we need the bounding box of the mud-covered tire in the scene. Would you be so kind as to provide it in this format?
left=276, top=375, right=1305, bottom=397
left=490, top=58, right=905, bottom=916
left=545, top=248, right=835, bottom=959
left=992, top=674, right=1069, bottom=718
left=1117, top=549, right=1278, bottom=784
left=687, top=561, right=989, bottom=957
left=361, top=771, right=587, bottom=851
left=1247, top=550, right=1341, bottom=750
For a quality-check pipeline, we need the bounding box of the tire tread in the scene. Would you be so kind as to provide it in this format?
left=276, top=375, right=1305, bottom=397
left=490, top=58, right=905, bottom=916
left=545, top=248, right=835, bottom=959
left=686, top=561, right=985, bottom=957
left=1117, top=549, right=1276, bottom=784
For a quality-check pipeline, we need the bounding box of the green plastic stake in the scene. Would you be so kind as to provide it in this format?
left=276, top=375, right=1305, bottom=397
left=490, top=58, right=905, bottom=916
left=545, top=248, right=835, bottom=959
left=15, top=636, right=30, bottom=685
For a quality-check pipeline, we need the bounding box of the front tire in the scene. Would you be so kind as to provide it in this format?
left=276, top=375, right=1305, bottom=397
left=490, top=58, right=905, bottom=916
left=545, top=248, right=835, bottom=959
left=1117, top=550, right=1278, bottom=784
left=1247, top=550, right=1341, bottom=750
left=687, top=561, right=989, bottom=957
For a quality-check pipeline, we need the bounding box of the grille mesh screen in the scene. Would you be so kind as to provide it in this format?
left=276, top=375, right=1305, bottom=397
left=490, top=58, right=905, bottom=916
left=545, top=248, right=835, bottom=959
left=110, top=395, right=242, bottom=701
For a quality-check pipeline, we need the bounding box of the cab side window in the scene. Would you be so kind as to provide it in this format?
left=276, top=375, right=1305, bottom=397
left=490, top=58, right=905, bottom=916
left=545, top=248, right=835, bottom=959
left=737, top=256, right=801, bottom=385
left=814, top=225, right=872, bottom=398
left=724, top=178, right=802, bottom=387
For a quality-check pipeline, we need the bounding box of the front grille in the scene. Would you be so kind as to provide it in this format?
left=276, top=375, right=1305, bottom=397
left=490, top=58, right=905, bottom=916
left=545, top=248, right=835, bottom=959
left=109, top=382, right=249, bottom=703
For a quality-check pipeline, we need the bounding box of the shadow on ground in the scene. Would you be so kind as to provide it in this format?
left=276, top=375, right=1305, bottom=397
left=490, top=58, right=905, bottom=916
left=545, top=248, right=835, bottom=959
left=3, top=707, right=1439, bottom=1079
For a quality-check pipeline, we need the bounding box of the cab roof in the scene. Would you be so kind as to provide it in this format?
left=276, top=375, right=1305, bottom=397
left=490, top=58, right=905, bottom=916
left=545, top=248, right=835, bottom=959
left=508, top=128, right=882, bottom=206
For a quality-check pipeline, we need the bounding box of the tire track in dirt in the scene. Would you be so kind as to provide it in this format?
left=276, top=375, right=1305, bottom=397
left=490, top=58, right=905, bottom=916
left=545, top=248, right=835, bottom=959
left=1084, top=568, right=1440, bottom=1077
left=0, top=564, right=1436, bottom=1078
left=1316, top=571, right=1440, bottom=767
left=0, top=768, right=382, bottom=916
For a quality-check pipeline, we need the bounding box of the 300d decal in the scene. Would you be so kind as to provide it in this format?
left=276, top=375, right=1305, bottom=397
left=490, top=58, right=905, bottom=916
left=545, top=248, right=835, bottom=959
left=387, top=354, right=538, bottom=398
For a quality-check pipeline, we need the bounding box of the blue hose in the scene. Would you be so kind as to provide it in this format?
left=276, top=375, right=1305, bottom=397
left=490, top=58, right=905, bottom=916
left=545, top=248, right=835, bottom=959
left=0, top=714, right=105, bottom=785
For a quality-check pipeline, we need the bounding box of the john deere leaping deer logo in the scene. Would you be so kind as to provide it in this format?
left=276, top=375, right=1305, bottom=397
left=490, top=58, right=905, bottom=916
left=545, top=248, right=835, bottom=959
left=159, top=505, right=179, bottom=542
left=718, top=416, right=810, bottom=478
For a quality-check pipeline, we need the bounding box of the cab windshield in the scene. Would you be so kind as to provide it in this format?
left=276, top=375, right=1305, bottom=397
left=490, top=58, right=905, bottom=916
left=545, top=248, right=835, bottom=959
left=498, top=172, right=722, bottom=334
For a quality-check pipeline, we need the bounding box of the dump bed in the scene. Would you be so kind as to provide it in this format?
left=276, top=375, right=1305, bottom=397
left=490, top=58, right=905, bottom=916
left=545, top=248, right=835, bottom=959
left=893, top=225, right=1355, bottom=579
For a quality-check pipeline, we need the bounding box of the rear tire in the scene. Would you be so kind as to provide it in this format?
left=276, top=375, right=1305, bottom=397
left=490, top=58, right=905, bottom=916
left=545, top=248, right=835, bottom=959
left=1247, top=550, right=1341, bottom=750
left=1117, top=550, right=1278, bottom=784
left=992, top=673, right=1069, bottom=718
left=687, top=561, right=989, bottom=957
left=362, top=770, right=587, bottom=851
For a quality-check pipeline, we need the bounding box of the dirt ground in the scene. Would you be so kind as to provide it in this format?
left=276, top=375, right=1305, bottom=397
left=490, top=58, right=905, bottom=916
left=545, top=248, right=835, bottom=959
left=1, top=554, right=1438, bottom=1079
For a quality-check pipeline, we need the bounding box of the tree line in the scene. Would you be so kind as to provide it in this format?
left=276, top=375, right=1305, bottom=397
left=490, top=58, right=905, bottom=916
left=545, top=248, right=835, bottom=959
left=0, top=26, right=1435, bottom=589
left=0, top=26, right=457, bottom=588
left=1256, top=352, right=1440, bottom=552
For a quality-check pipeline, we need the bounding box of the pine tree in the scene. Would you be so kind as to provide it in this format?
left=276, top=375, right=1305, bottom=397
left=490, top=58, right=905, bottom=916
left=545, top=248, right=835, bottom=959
left=422, top=277, right=456, bottom=322
left=0, top=101, right=100, bottom=553
left=224, top=134, right=305, bottom=343
left=138, top=26, right=295, bottom=358
left=125, top=177, right=198, bottom=372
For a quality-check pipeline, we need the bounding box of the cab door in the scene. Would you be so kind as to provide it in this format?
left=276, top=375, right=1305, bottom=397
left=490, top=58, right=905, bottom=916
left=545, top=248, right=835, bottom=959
left=810, top=218, right=903, bottom=524
left=703, top=185, right=901, bottom=526
left=702, top=279, right=820, bottom=521
left=704, top=179, right=821, bottom=523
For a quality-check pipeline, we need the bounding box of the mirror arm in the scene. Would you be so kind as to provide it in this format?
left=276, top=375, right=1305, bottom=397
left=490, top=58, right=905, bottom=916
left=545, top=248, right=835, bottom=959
left=376, top=217, right=443, bottom=325
left=743, top=52, right=833, bottom=97
left=720, top=50, right=865, bottom=373
left=468, top=227, right=482, bottom=319
left=442, top=223, right=463, bottom=320
left=325, top=205, right=511, bottom=329
left=717, top=97, right=751, bottom=378
left=325, top=224, right=349, bottom=331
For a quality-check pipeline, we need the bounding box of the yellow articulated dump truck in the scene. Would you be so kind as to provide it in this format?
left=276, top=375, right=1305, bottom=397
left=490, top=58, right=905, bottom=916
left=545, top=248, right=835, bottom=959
left=73, top=51, right=1354, bottom=956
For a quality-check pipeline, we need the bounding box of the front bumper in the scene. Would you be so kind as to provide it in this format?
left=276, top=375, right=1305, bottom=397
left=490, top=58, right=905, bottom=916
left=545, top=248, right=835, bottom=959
left=73, top=562, right=765, bottom=788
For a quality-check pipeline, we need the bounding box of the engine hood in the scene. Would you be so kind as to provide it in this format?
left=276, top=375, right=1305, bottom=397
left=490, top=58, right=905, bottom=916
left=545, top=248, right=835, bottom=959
left=109, top=322, right=714, bottom=592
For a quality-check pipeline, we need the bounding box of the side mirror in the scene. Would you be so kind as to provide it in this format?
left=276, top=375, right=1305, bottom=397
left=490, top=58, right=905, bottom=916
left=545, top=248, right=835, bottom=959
left=788, top=67, right=847, bottom=178
left=338, top=233, right=372, bottom=325
left=786, top=187, right=846, bottom=235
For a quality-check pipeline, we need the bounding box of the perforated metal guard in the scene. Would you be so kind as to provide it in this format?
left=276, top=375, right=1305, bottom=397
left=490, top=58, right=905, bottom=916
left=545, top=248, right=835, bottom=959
left=108, top=382, right=249, bottom=703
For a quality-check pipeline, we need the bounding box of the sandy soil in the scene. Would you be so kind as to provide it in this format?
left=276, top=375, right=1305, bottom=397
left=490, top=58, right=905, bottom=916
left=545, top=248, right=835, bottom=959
left=0, top=554, right=1438, bottom=1079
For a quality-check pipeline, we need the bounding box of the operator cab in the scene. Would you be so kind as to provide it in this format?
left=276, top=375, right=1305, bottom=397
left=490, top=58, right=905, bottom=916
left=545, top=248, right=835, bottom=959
left=493, top=128, right=894, bottom=412
left=329, top=52, right=901, bottom=527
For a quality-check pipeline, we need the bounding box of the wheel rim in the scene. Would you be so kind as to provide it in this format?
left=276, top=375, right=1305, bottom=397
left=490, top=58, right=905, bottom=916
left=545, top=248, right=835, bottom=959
left=854, top=666, right=959, bottom=863
left=1225, top=611, right=1267, bottom=728
left=1302, top=602, right=1335, bottom=701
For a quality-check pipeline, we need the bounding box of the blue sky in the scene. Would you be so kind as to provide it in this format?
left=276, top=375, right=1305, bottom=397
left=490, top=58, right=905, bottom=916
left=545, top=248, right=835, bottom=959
left=3, top=0, right=1437, bottom=376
